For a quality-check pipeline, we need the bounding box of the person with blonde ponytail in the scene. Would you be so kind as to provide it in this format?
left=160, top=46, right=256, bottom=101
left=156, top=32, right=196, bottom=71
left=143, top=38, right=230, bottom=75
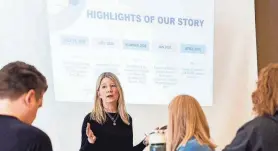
left=167, top=95, right=216, bottom=151
left=79, top=72, right=149, bottom=151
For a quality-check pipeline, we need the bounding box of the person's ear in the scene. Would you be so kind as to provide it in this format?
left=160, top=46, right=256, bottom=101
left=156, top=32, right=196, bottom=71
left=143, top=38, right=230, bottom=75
left=24, top=89, right=36, bottom=106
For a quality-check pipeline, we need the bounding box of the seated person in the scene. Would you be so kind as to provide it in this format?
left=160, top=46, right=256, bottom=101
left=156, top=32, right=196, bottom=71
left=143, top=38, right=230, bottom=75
left=223, top=63, right=278, bottom=151
left=167, top=95, right=216, bottom=151
left=0, top=61, right=52, bottom=151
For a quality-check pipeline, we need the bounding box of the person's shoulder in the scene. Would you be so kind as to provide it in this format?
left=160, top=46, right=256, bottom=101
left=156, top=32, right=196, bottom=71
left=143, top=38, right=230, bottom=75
left=238, top=115, right=271, bottom=131
left=18, top=123, right=51, bottom=140
left=178, top=138, right=212, bottom=151
left=85, top=112, right=91, bottom=118
left=24, top=125, right=52, bottom=150
left=127, top=113, right=133, bottom=123
left=83, top=112, right=92, bottom=121
left=252, top=114, right=278, bottom=125
left=128, top=113, right=132, bottom=119
left=247, top=116, right=270, bottom=124
left=12, top=122, right=52, bottom=149
left=231, top=115, right=275, bottom=141
left=241, top=115, right=278, bottom=135
left=83, top=112, right=99, bottom=125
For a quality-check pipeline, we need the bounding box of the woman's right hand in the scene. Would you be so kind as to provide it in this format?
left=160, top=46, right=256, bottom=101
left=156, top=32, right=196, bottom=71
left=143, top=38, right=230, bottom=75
left=86, top=123, right=97, bottom=144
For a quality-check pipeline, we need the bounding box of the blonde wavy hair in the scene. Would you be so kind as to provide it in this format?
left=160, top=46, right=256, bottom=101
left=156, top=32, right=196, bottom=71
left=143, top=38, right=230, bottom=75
left=90, top=72, right=130, bottom=125
left=252, top=63, right=278, bottom=116
left=167, top=95, right=216, bottom=151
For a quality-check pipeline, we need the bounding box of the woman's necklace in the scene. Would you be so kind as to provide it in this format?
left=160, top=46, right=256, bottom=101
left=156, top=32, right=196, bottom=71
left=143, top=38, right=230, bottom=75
left=106, top=112, right=119, bottom=126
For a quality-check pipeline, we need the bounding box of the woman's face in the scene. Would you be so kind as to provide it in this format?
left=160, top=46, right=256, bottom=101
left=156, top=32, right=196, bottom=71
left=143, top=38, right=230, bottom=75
left=98, top=77, right=119, bottom=104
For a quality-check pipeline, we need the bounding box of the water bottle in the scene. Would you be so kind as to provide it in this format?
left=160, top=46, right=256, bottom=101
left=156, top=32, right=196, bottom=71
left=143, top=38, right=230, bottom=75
left=149, top=131, right=166, bottom=151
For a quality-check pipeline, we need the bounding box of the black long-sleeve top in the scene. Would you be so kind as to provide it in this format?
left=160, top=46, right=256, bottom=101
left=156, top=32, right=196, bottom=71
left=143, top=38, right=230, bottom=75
left=79, top=112, right=146, bottom=151
left=0, top=115, right=52, bottom=151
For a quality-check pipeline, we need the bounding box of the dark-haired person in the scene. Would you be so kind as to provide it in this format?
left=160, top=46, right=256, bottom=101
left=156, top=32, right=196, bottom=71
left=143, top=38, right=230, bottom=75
left=223, top=63, right=278, bottom=151
left=0, top=61, right=52, bottom=151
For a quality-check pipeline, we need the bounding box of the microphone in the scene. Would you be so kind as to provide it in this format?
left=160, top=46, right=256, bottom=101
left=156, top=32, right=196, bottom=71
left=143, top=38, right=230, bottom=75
left=145, top=125, right=167, bottom=136
left=159, top=125, right=167, bottom=130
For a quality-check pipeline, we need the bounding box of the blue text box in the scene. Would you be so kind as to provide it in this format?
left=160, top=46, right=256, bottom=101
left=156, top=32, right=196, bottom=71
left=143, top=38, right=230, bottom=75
left=123, top=40, right=149, bottom=51
left=61, top=35, right=89, bottom=46
left=180, top=44, right=206, bottom=54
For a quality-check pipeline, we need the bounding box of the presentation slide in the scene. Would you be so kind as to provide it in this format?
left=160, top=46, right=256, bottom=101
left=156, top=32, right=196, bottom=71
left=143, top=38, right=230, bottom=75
left=47, top=0, right=214, bottom=105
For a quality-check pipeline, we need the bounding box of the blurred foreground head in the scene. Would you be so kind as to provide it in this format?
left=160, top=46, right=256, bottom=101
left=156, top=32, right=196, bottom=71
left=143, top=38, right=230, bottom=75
left=0, top=61, right=48, bottom=124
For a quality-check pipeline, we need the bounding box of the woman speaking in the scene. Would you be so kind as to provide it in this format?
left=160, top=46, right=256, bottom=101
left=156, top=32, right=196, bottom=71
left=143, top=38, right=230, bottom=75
left=79, top=72, right=148, bottom=151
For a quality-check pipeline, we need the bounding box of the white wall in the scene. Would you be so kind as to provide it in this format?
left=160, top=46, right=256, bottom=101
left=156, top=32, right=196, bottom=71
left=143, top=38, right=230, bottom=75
left=0, top=0, right=257, bottom=150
